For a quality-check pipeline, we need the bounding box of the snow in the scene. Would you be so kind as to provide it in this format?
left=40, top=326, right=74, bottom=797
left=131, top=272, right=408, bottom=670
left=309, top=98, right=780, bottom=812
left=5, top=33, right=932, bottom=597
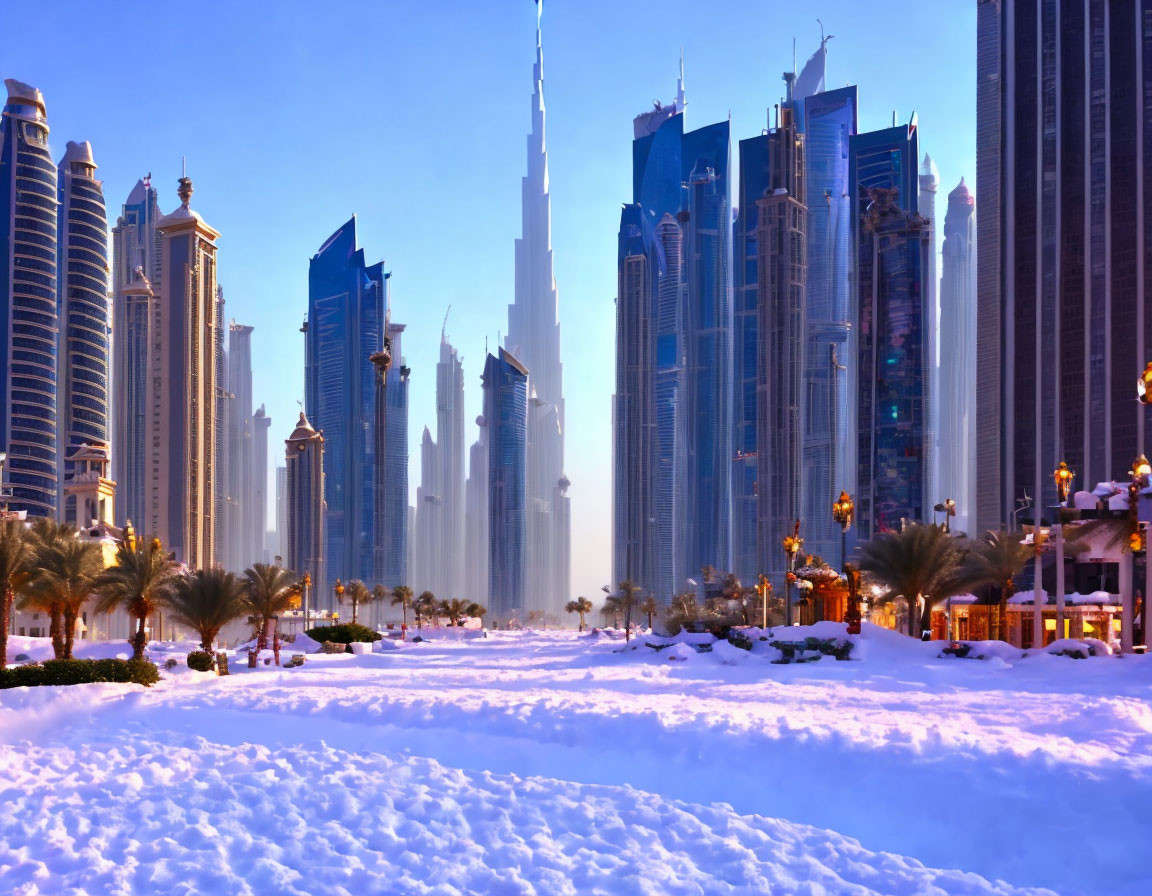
left=2, top=622, right=1150, bottom=894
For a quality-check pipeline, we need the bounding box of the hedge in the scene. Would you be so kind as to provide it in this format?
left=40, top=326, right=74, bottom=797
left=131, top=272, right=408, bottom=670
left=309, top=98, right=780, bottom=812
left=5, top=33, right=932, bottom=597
left=304, top=623, right=381, bottom=645
left=0, top=658, right=160, bottom=689
left=186, top=651, right=215, bottom=672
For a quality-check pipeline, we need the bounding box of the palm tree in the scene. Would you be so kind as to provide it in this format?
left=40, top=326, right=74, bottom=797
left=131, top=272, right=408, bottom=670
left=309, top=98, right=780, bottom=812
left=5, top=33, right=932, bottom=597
left=338, top=578, right=370, bottom=625
left=639, top=595, right=659, bottom=630
left=967, top=530, right=1033, bottom=642
left=565, top=596, right=593, bottom=631
left=93, top=536, right=179, bottom=659
left=164, top=568, right=246, bottom=652
left=391, top=585, right=413, bottom=632
left=856, top=523, right=972, bottom=637
left=603, top=579, right=643, bottom=642
left=465, top=602, right=486, bottom=624
left=22, top=522, right=104, bottom=659
left=240, top=563, right=299, bottom=651
left=439, top=597, right=466, bottom=627
left=0, top=518, right=34, bottom=668
left=415, top=590, right=437, bottom=629
left=371, top=584, right=389, bottom=629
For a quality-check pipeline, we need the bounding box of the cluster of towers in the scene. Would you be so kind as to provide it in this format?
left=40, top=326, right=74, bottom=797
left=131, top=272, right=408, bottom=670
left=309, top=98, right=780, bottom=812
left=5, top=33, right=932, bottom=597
left=612, top=40, right=976, bottom=600
left=1, top=80, right=271, bottom=571
left=292, top=7, right=571, bottom=621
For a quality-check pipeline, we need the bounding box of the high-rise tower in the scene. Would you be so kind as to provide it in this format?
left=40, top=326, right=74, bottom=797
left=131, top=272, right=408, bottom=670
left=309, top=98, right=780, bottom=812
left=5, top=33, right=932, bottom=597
left=1, top=79, right=58, bottom=518
left=111, top=176, right=162, bottom=527
left=484, top=348, right=528, bottom=621
left=938, top=178, right=976, bottom=535
left=56, top=140, right=110, bottom=507
left=222, top=322, right=254, bottom=571
left=505, top=2, right=570, bottom=614
left=285, top=411, right=325, bottom=600
left=153, top=175, right=221, bottom=567
left=305, top=217, right=387, bottom=591
left=379, top=320, right=409, bottom=588
left=976, top=0, right=1152, bottom=524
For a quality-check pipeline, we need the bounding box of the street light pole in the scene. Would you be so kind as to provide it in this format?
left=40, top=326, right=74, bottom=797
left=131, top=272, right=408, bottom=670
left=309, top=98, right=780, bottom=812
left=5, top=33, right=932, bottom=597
left=832, top=491, right=854, bottom=572
left=782, top=521, right=803, bottom=627
left=1052, top=462, right=1074, bottom=641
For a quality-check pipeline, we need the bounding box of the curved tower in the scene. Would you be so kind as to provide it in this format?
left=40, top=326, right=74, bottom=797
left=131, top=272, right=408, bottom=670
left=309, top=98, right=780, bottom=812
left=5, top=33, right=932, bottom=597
left=56, top=140, right=110, bottom=509
left=0, top=79, right=58, bottom=517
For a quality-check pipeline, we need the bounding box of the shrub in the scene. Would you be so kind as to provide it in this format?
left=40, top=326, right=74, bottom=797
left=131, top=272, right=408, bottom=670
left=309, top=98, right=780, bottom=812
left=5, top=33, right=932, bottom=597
left=186, top=650, right=215, bottom=672
left=0, top=658, right=160, bottom=689
left=304, top=623, right=381, bottom=645
left=320, top=641, right=348, bottom=654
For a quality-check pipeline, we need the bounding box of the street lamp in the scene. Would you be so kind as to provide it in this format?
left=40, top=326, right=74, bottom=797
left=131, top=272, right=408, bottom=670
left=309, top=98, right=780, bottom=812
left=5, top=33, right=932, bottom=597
left=1119, top=457, right=1150, bottom=653
left=756, top=574, right=772, bottom=630
left=1051, top=462, right=1074, bottom=640
left=1138, top=361, right=1152, bottom=404
left=302, top=571, right=312, bottom=632
left=782, top=521, right=803, bottom=626
left=832, top=491, right=854, bottom=571
left=334, top=578, right=344, bottom=618
left=933, top=499, right=956, bottom=533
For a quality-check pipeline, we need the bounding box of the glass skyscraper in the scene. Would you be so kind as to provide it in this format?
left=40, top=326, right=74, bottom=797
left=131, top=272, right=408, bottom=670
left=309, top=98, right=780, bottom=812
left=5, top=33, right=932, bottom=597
left=379, top=320, right=409, bottom=589
left=484, top=348, right=528, bottom=621
left=976, top=0, right=1152, bottom=527
left=305, top=217, right=387, bottom=592
left=1, top=79, right=58, bottom=517
left=55, top=140, right=109, bottom=505
left=613, top=63, right=732, bottom=600
left=851, top=123, right=933, bottom=539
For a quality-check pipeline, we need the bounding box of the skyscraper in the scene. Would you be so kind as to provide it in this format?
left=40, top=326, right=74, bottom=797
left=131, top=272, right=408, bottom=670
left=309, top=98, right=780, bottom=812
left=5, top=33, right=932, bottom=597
left=612, top=60, right=731, bottom=600
left=275, top=464, right=287, bottom=562
left=484, top=348, right=528, bottom=621
left=976, top=0, right=1152, bottom=525
left=222, top=322, right=254, bottom=571
left=305, top=217, right=387, bottom=591
left=253, top=404, right=270, bottom=564
left=465, top=413, right=489, bottom=606
left=505, top=4, right=570, bottom=614
left=918, top=153, right=940, bottom=508
left=152, top=175, right=221, bottom=568
left=851, top=123, right=933, bottom=539
left=55, top=140, right=110, bottom=509
left=379, top=320, right=409, bottom=588
left=938, top=178, right=976, bottom=535
left=756, top=103, right=807, bottom=582
left=285, top=411, right=325, bottom=604
left=110, top=176, right=162, bottom=527
left=412, top=329, right=466, bottom=598
left=1, top=79, right=58, bottom=518
left=796, top=83, right=857, bottom=564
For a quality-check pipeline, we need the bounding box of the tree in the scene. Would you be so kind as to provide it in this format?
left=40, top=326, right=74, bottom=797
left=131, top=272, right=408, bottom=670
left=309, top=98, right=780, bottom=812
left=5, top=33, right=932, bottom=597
left=240, top=563, right=299, bottom=652
left=391, top=585, right=413, bottom=631
left=700, top=564, right=717, bottom=585
left=415, top=591, right=437, bottom=629
left=465, top=602, right=486, bottom=624
left=21, top=521, right=104, bottom=659
left=966, top=530, right=1033, bottom=642
left=0, top=518, right=34, bottom=668
left=93, top=536, right=179, bottom=659
left=440, top=598, right=468, bottom=627
left=164, top=568, right=246, bottom=652
left=856, top=523, right=972, bottom=637
left=603, top=579, right=643, bottom=642
left=371, top=584, right=389, bottom=629
left=338, top=578, right=370, bottom=625
left=565, top=597, right=593, bottom=632
left=639, top=595, right=658, bottom=630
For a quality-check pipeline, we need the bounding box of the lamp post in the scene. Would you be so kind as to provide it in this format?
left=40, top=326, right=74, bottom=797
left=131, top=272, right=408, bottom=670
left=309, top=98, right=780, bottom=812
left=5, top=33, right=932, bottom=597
left=756, top=574, right=772, bottom=630
left=1032, top=519, right=1047, bottom=650
left=932, top=499, right=957, bottom=533
left=832, top=491, right=854, bottom=571
left=334, top=578, right=344, bottom=621
left=302, top=571, right=311, bottom=632
left=782, top=521, right=803, bottom=627
left=1052, top=462, right=1074, bottom=640
left=1122, top=456, right=1151, bottom=653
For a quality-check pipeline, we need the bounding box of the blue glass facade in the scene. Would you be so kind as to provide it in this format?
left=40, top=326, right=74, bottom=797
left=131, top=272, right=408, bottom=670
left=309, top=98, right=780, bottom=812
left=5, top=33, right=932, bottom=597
left=484, top=349, right=527, bottom=621
left=380, top=321, right=409, bottom=588
left=851, top=124, right=932, bottom=538
left=56, top=142, right=109, bottom=504
left=1, top=80, right=58, bottom=517
left=797, top=86, right=857, bottom=561
left=613, top=88, right=731, bottom=600
left=305, top=218, right=386, bottom=592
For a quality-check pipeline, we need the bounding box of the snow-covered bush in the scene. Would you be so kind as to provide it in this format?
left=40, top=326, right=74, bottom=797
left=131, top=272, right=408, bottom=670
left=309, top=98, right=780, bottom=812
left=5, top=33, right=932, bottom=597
left=186, top=650, right=215, bottom=672
left=304, top=623, right=381, bottom=645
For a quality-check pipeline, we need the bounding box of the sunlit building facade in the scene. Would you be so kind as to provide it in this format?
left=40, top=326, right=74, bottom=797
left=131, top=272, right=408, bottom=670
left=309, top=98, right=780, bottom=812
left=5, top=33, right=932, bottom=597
left=285, top=411, right=325, bottom=606
left=484, top=348, right=528, bottom=621
left=1, top=79, right=58, bottom=517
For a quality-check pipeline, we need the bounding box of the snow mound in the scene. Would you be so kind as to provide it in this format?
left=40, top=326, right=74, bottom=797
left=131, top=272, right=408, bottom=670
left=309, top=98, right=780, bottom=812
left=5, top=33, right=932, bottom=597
left=663, top=642, right=696, bottom=662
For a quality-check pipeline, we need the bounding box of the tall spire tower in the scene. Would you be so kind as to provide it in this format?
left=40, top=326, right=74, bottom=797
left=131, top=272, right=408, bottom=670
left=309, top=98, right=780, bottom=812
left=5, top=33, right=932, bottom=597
left=506, top=0, right=570, bottom=614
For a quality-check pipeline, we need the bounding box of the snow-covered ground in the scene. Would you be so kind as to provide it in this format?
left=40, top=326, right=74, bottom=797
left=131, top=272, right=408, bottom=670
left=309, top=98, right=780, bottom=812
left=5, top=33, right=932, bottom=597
left=0, top=623, right=1148, bottom=895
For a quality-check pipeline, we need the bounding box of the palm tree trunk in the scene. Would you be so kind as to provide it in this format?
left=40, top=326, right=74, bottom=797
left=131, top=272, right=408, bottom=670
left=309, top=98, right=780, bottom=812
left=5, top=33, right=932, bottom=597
left=999, top=583, right=1011, bottom=642
left=49, top=606, right=64, bottom=659
left=258, top=616, right=271, bottom=653
left=62, top=608, right=77, bottom=660
left=578, top=612, right=585, bottom=632
left=352, top=601, right=358, bottom=625
left=0, top=587, right=12, bottom=669
left=133, top=615, right=147, bottom=660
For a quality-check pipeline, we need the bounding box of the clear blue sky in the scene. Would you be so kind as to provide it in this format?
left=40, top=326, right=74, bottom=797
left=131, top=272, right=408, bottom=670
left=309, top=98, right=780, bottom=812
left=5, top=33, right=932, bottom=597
left=7, top=0, right=975, bottom=600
